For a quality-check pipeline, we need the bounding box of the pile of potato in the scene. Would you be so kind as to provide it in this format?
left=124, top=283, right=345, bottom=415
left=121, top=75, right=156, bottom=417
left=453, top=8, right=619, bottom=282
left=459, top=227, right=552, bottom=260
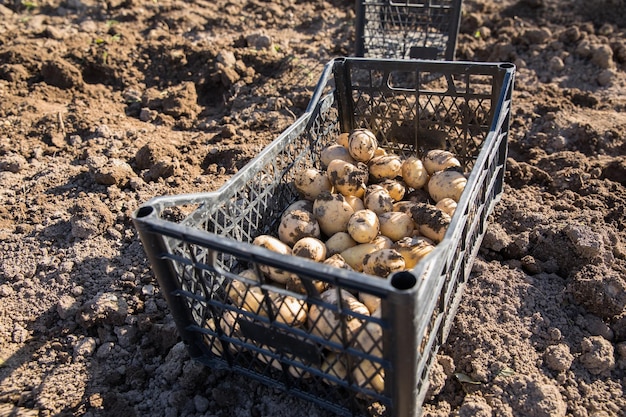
left=220, top=128, right=467, bottom=393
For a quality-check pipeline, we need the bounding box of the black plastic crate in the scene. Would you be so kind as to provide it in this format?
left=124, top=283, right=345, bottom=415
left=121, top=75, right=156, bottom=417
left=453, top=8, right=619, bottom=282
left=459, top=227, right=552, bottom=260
left=355, top=0, right=463, bottom=60
left=132, top=57, right=515, bottom=417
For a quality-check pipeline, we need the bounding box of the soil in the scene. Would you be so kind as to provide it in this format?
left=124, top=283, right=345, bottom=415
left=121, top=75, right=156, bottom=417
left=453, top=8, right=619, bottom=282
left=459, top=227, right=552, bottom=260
left=1, top=0, right=625, bottom=416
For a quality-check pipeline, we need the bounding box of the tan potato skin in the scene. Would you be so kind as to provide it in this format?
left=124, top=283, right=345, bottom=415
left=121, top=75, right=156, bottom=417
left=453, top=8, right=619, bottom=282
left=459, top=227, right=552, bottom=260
left=325, top=232, right=357, bottom=256
left=368, top=155, right=402, bottom=182
left=313, top=191, right=355, bottom=237
left=294, top=168, right=332, bottom=201
left=378, top=211, right=414, bottom=241
left=428, top=170, right=467, bottom=203
left=402, top=156, right=429, bottom=189
left=340, top=243, right=379, bottom=272
left=320, top=144, right=356, bottom=168
left=347, top=209, right=380, bottom=243
left=252, top=235, right=295, bottom=284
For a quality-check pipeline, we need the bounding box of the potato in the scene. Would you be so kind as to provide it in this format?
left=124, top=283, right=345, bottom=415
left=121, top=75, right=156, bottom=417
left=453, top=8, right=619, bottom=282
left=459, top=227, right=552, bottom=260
left=294, top=168, right=332, bottom=201
left=228, top=269, right=258, bottom=305
left=368, top=154, right=403, bottom=182
left=362, top=249, right=405, bottom=277
left=378, top=178, right=406, bottom=201
left=405, top=188, right=432, bottom=204
left=423, top=149, right=461, bottom=174
left=242, top=286, right=308, bottom=327
left=313, top=191, right=355, bottom=237
left=436, top=197, right=457, bottom=217
left=347, top=209, right=380, bottom=244
left=252, top=235, right=295, bottom=284
left=325, top=232, right=357, bottom=256
left=336, top=132, right=350, bottom=148
left=428, top=169, right=467, bottom=203
left=378, top=211, right=414, bottom=241
left=281, top=199, right=314, bottom=219
left=393, top=236, right=435, bottom=269
left=348, top=128, right=378, bottom=163
left=340, top=243, right=379, bottom=272
left=308, top=288, right=369, bottom=345
left=353, top=311, right=384, bottom=393
left=286, top=276, right=329, bottom=295
left=278, top=209, right=321, bottom=246
left=321, top=352, right=348, bottom=384
left=371, top=235, right=393, bottom=250
left=292, top=237, right=327, bottom=262
left=409, top=203, right=451, bottom=243
left=326, top=159, right=369, bottom=198
left=358, top=292, right=380, bottom=315
left=402, top=156, right=429, bottom=189
left=323, top=253, right=355, bottom=271
left=321, top=144, right=355, bottom=168
left=364, top=188, right=394, bottom=215
left=344, top=195, right=365, bottom=212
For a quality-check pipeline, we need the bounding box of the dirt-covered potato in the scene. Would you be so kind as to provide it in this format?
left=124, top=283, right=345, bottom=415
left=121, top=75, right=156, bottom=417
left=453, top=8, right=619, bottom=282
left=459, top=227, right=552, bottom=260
left=347, top=209, right=380, bottom=243
left=428, top=169, right=467, bottom=203
left=292, top=237, right=327, bottom=262
left=323, top=253, right=354, bottom=271
left=313, top=192, right=355, bottom=237
left=402, top=156, right=429, bottom=189
left=378, top=211, right=414, bottom=241
left=340, top=243, right=379, bottom=272
left=362, top=248, right=406, bottom=277
left=252, top=235, right=295, bottom=284
left=278, top=209, right=321, bottom=246
left=326, top=159, right=369, bottom=198
left=281, top=199, right=314, bottom=220
left=364, top=188, right=394, bottom=215
left=294, top=168, right=332, bottom=201
left=393, top=236, right=436, bottom=269
left=423, top=149, right=461, bottom=174
left=378, top=178, right=406, bottom=202
left=368, top=154, right=403, bottom=182
left=409, top=203, right=451, bottom=243
left=348, top=128, right=378, bottom=163
left=321, top=144, right=356, bottom=168
left=436, top=197, right=457, bottom=217
left=286, top=275, right=329, bottom=296
left=308, top=288, right=369, bottom=345
left=325, top=231, right=357, bottom=256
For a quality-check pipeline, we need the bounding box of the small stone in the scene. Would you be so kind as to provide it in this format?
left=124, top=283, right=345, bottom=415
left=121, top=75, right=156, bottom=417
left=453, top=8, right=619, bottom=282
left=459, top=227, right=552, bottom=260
left=57, top=294, right=80, bottom=319
left=549, top=56, right=565, bottom=72
left=246, top=33, right=272, bottom=50
left=216, top=50, right=237, bottom=67
left=0, top=284, right=15, bottom=297
left=74, top=337, right=97, bottom=359
left=193, top=395, right=210, bottom=413
left=597, top=69, right=615, bottom=87
left=591, top=44, right=614, bottom=69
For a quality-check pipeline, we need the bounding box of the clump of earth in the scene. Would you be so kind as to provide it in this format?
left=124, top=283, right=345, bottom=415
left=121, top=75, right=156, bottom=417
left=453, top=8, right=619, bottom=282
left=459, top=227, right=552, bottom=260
left=0, top=0, right=625, bottom=416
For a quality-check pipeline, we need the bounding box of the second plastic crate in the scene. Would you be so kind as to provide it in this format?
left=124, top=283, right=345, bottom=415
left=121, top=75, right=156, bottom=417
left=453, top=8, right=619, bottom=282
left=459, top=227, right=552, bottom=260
left=132, top=57, right=514, bottom=417
left=355, top=0, right=463, bottom=60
